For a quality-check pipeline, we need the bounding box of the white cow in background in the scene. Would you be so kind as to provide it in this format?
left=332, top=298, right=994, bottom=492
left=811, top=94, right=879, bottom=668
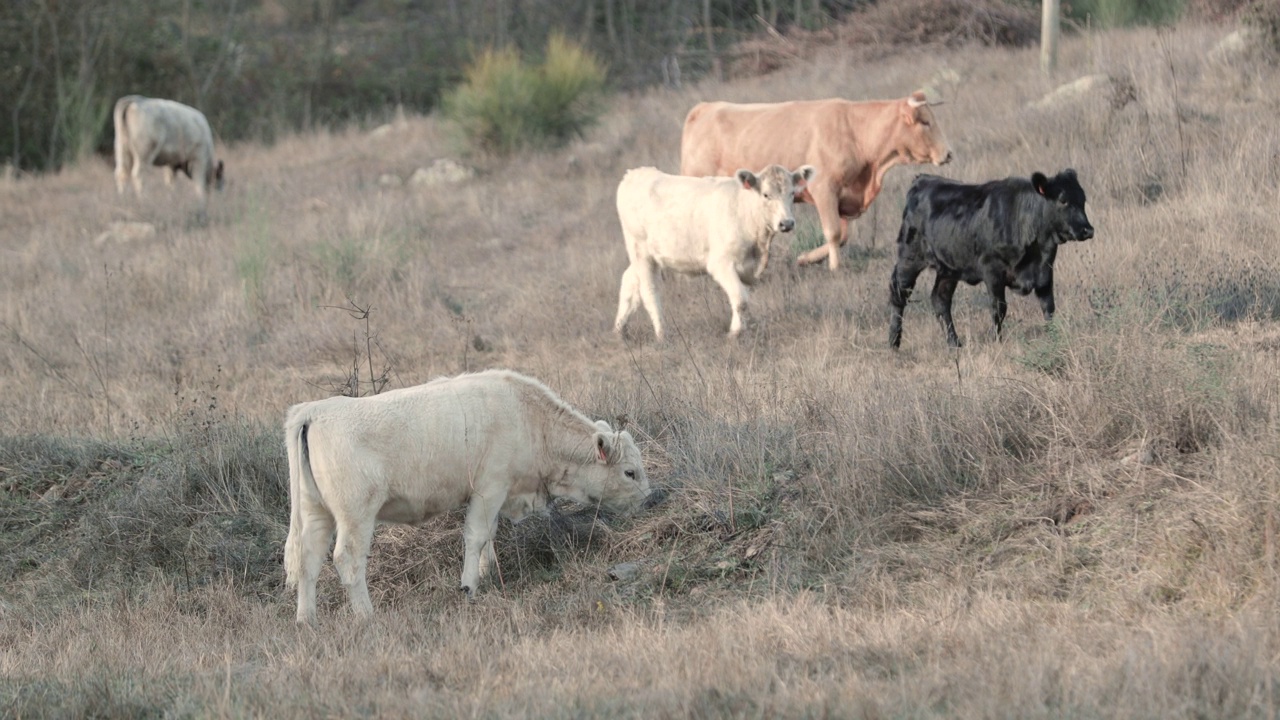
left=613, top=164, right=815, bottom=341
left=113, top=95, right=224, bottom=208
left=283, top=369, right=651, bottom=623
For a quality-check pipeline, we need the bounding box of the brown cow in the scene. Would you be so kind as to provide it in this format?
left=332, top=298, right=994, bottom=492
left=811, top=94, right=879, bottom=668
left=680, top=91, right=953, bottom=270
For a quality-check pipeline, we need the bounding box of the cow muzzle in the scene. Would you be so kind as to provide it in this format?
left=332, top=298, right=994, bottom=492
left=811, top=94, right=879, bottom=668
left=1075, top=225, right=1095, bottom=241
left=936, top=149, right=954, bottom=166
left=778, top=218, right=795, bottom=233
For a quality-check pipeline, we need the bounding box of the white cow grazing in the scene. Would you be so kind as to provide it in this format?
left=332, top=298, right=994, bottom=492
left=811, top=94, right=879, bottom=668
left=113, top=95, right=224, bottom=207
left=283, top=369, right=651, bottom=623
left=613, top=164, right=815, bottom=341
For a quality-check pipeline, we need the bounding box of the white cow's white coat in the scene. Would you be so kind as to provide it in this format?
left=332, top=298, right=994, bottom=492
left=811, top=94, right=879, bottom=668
left=113, top=95, right=224, bottom=209
left=613, top=164, right=814, bottom=340
left=283, top=369, right=650, bottom=623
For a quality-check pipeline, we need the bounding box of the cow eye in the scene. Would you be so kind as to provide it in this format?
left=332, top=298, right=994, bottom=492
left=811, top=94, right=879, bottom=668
left=624, top=470, right=636, bottom=479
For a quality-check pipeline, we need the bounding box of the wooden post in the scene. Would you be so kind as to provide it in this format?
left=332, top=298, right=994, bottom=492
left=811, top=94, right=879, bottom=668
left=1041, top=0, right=1059, bottom=76
left=703, top=0, right=721, bottom=81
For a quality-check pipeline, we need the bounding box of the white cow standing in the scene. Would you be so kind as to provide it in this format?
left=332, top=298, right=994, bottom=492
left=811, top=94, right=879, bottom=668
left=613, top=164, right=815, bottom=341
left=283, top=369, right=651, bottom=623
left=113, top=95, right=224, bottom=208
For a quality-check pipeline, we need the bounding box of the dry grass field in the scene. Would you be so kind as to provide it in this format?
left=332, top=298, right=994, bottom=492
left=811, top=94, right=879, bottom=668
left=3, top=21, right=1280, bottom=717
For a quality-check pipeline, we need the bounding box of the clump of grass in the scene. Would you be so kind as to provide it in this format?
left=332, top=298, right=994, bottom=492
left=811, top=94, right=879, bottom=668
left=64, top=418, right=288, bottom=599
left=444, top=34, right=606, bottom=155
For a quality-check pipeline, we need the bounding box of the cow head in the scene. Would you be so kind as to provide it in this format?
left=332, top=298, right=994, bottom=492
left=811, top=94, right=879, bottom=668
left=1032, top=169, right=1094, bottom=242
left=552, top=420, right=651, bottom=514
left=899, top=90, right=953, bottom=166
left=736, top=164, right=817, bottom=234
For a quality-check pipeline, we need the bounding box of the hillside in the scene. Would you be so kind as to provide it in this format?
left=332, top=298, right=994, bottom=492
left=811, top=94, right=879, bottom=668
left=3, top=22, right=1280, bottom=717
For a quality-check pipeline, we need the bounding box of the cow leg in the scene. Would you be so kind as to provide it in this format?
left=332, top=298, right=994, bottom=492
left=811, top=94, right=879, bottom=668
left=931, top=274, right=962, bottom=348
left=294, top=508, right=335, bottom=624
left=460, top=494, right=504, bottom=599
left=1035, top=273, right=1056, bottom=322
left=987, top=280, right=1010, bottom=341
left=114, top=147, right=133, bottom=196
left=795, top=189, right=847, bottom=270
left=635, top=261, right=665, bottom=342
left=708, top=259, right=750, bottom=338
left=753, top=235, right=773, bottom=281
left=613, top=265, right=642, bottom=337
left=332, top=516, right=376, bottom=619
left=130, top=156, right=146, bottom=197
left=889, top=262, right=923, bottom=349
left=478, top=515, right=500, bottom=584
left=163, top=165, right=176, bottom=186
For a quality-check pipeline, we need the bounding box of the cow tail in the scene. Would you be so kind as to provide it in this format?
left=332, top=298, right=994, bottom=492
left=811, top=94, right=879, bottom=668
left=283, top=410, right=315, bottom=589
left=112, top=96, right=136, bottom=173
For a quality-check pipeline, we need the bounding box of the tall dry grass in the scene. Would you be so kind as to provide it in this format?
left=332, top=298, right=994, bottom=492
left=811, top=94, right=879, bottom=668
left=2, top=22, right=1280, bottom=717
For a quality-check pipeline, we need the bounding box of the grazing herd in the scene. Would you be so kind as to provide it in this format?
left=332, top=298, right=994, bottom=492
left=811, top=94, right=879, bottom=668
left=109, top=80, right=1095, bottom=620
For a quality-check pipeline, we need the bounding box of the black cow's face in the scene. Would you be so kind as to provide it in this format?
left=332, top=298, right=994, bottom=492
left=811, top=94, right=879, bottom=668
left=1032, top=169, right=1094, bottom=242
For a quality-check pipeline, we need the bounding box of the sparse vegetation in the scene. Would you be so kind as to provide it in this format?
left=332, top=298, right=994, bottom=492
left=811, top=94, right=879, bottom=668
left=3, top=19, right=1280, bottom=719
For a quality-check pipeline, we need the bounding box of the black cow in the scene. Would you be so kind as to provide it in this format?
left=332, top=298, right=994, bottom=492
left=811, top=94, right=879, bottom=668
left=888, top=169, right=1094, bottom=349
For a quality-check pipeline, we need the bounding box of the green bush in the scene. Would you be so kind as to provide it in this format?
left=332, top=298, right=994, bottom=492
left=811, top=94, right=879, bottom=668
left=1065, top=0, right=1185, bottom=26
left=1245, top=0, right=1280, bottom=54
left=445, top=34, right=606, bottom=155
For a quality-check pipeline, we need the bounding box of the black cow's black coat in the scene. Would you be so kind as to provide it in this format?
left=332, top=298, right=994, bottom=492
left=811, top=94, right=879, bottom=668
left=888, top=169, right=1094, bottom=348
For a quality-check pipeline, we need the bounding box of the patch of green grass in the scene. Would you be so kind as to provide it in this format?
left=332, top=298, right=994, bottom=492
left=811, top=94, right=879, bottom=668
left=234, top=206, right=274, bottom=314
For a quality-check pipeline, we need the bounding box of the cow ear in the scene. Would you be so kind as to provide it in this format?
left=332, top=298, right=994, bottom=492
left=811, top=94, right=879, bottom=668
left=1032, top=172, right=1050, bottom=196
left=594, top=432, right=612, bottom=464
left=736, top=169, right=759, bottom=191
left=792, top=165, right=816, bottom=190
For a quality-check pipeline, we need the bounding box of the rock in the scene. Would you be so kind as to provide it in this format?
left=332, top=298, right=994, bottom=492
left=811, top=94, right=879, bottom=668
left=94, top=221, right=157, bottom=246
left=410, top=159, right=475, bottom=187
left=1120, top=440, right=1160, bottom=467
left=1210, top=29, right=1261, bottom=63
left=1029, top=74, right=1112, bottom=111
left=607, top=561, right=642, bottom=583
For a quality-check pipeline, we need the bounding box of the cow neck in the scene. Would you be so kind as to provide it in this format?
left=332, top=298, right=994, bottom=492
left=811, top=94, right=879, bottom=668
left=503, top=375, right=600, bottom=478
left=847, top=100, right=903, bottom=208
left=736, top=187, right=772, bottom=245
left=535, top=403, right=600, bottom=473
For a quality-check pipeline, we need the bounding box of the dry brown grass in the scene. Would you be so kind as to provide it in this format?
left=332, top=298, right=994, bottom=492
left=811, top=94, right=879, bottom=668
left=3, top=22, right=1280, bottom=717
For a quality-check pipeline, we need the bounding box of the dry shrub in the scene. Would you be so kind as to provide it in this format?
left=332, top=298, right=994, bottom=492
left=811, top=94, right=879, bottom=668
left=732, top=0, right=1038, bottom=76
left=843, top=0, right=1041, bottom=49
left=1184, top=0, right=1252, bottom=21
left=49, top=421, right=289, bottom=599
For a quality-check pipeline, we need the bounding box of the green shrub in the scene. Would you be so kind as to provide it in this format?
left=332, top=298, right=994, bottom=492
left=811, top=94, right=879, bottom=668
left=1065, top=0, right=1185, bottom=26
left=445, top=34, right=605, bottom=155
left=1245, top=0, right=1280, bottom=54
